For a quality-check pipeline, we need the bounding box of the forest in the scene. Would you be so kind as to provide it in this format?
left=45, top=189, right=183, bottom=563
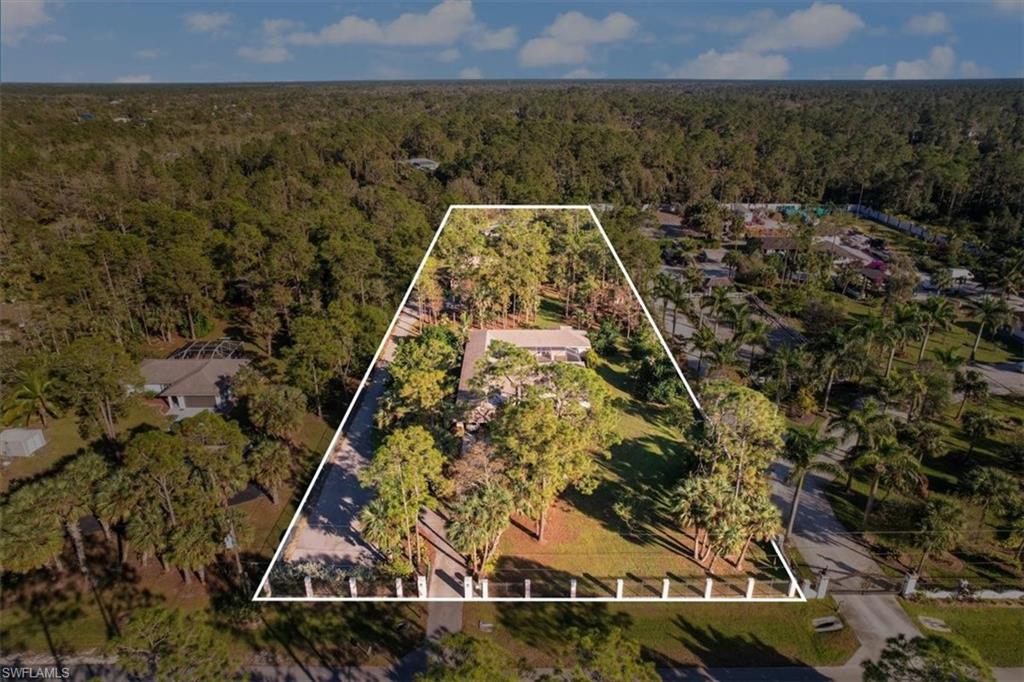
left=1, top=81, right=1022, bottom=674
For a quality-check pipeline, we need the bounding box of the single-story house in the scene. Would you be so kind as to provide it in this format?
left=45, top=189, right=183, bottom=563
left=140, top=358, right=248, bottom=415
left=457, top=327, right=591, bottom=428
left=0, top=428, right=46, bottom=458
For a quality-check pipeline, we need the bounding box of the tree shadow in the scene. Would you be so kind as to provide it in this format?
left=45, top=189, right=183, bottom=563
left=665, top=617, right=830, bottom=674
left=254, top=602, right=426, bottom=669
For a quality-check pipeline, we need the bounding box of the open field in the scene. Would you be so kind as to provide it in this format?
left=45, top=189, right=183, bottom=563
left=901, top=600, right=1024, bottom=667
left=463, top=600, right=858, bottom=668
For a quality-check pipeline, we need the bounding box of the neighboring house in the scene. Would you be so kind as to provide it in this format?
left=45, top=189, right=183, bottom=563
left=0, top=429, right=46, bottom=458
left=456, top=327, right=591, bottom=428
left=140, top=358, right=248, bottom=416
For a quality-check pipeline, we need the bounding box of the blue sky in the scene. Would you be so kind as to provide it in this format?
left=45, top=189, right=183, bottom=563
left=2, top=1, right=1021, bottom=83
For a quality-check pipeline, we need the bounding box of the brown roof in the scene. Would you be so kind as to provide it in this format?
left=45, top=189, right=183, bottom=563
left=140, top=358, right=248, bottom=397
left=457, top=327, right=591, bottom=397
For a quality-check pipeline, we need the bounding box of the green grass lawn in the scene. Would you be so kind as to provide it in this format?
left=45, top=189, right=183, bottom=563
left=495, top=351, right=780, bottom=585
left=828, top=293, right=1019, bottom=368
left=463, top=600, right=858, bottom=668
left=901, top=600, right=1024, bottom=667
left=1, top=400, right=170, bottom=493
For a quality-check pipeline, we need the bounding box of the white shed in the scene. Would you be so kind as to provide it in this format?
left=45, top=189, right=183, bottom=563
left=0, top=428, right=46, bottom=458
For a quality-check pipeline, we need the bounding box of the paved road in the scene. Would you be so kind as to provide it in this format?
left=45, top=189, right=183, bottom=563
left=287, top=301, right=420, bottom=566
left=771, top=435, right=921, bottom=667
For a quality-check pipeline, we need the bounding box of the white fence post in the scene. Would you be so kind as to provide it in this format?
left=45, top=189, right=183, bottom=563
left=481, top=579, right=489, bottom=599
left=303, top=576, right=313, bottom=597
left=615, top=579, right=624, bottom=600
left=417, top=575, right=427, bottom=599
left=263, top=581, right=272, bottom=598
left=788, top=581, right=798, bottom=598
left=816, top=570, right=830, bottom=599
left=395, top=578, right=404, bottom=598
left=745, top=578, right=756, bottom=599
left=348, top=577, right=358, bottom=598
left=662, top=578, right=670, bottom=599
left=524, top=579, right=531, bottom=599
left=570, top=578, right=577, bottom=599
left=464, top=576, right=473, bottom=599
left=901, top=572, right=918, bottom=598
left=704, top=578, right=713, bottom=599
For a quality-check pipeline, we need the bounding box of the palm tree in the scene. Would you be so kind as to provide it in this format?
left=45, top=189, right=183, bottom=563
left=2, top=368, right=60, bottom=427
left=740, top=318, right=770, bottom=371
left=830, top=398, right=893, bottom=490
left=814, top=327, right=859, bottom=414
left=969, top=296, right=1013, bottom=362
left=882, top=303, right=920, bottom=378
left=961, top=410, right=1001, bottom=456
left=953, top=369, right=989, bottom=419
left=932, top=346, right=964, bottom=376
left=691, top=325, right=717, bottom=377
left=667, top=279, right=691, bottom=339
left=704, top=287, right=732, bottom=336
left=782, top=426, right=840, bottom=541
left=916, top=297, right=957, bottom=362
left=653, top=273, right=676, bottom=330
left=707, top=337, right=743, bottom=376
left=851, top=435, right=921, bottom=523
left=910, top=499, right=963, bottom=575
left=724, top=301, right=752, bottom=333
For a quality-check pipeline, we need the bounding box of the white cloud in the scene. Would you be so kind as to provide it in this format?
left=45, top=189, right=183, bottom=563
left=904, top=12, right=951, bottom=35
left=545, top=11, right=638, bottom=44
left=519, top=38, right=589, bottom=66
left=288, top=0, right=474, bottom=47
left=864, top=45, right=977, bottom=80
left=742, top=3, right=864, bottom=52
left=959, top=61, right=992, bottom=78
left=470, top=26, right=517, bottom=50
left=2, top=0, right=53, bottom=46
left=564, top=67, right=603, bottom=79
left=136, top=48, right=161, bottom=59
left=667, top=50, right=791, bottom=79
left=185, top=12, right=232, bottom=33
left=115, top=74, right=153, bottom=84
left=437, top=48, right=461, bottom=63
left=519, top=10, right=637, bottom=67
left=37, top=32, right=65, bottom=44
left=237, top=45, right=292, bottom=63
left=458, top=66, right=482, bottom=79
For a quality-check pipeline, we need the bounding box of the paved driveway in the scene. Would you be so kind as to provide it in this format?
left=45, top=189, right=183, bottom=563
left=287, top=301, right=420, bottom=566
left=771, top=435, right=920, bottom=666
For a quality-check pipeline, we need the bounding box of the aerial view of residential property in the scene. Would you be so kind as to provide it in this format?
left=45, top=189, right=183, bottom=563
left=0, top=2, right=1021, bottom=681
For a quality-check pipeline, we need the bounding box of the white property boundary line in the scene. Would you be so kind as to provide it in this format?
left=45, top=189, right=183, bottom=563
left=252, top=204, right=805, bottom=603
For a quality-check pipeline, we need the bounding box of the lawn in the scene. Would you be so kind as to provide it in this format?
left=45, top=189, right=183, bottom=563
left=463, top=599, right=858, bottom=668
left=901, top=600, right=1024, bottom=667
left=828, top=293, right=1019, bottom=368
left=494, top=351, right=783, bottom=589
left=0, top=400, right=170, bottom=493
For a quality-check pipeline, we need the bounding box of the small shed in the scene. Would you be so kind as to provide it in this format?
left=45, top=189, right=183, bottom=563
left=0, top=429, right=46, bottom=458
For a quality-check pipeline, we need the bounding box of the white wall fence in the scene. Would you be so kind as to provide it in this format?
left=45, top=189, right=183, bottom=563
left=843, top=204, right=947, bottom=245
left=799, top=568, right=1024, bottom=602
left=261, top=572, right=803, bottom=601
